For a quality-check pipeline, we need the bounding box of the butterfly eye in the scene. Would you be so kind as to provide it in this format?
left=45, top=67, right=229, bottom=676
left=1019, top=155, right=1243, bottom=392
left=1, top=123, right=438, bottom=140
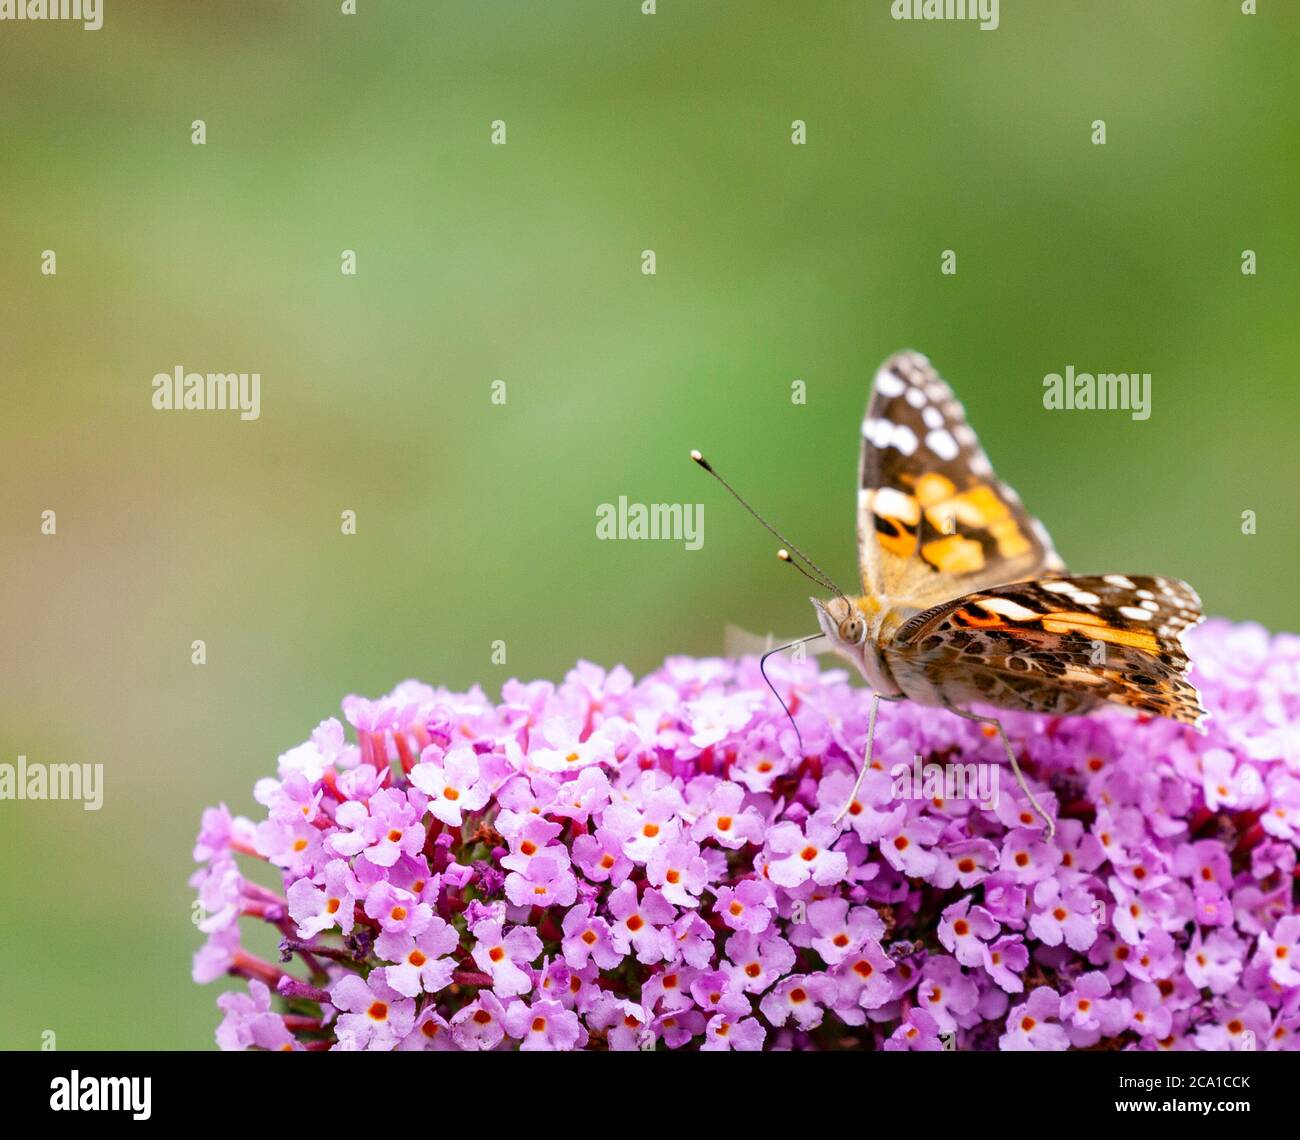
left=839, top=616, right=866, bottom=645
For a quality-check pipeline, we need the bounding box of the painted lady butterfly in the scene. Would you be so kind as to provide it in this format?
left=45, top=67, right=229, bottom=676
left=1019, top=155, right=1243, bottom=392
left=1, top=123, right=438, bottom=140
left=694, top=350, right=1206, bottom=837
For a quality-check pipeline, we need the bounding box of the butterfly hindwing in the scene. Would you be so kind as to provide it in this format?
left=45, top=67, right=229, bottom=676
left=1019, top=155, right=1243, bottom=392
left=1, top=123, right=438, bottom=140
left=888, top=574, right=1207, bottom=726
left=857, top=351, right=1063, bottom=610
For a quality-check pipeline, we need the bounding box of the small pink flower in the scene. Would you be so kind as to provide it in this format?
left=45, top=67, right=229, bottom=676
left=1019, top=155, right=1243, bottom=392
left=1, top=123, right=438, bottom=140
left=331, top=971, right=416, bottom=1051
left=711, top=878, right=775, bottom=935
left=409, top=746, right=490, bottom=826
left=470, top=919, right=542, bottom=998
left=764, top=815, right=848, bottom=888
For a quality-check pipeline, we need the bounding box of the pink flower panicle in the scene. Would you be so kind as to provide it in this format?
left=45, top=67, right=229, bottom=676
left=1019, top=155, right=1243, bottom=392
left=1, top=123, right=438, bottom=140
left=191, top=619, right=1300, bottom=1051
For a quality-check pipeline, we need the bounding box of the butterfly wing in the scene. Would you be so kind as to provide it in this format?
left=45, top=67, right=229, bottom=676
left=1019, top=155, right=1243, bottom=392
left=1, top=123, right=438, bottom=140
left=858, top=351, right=1064, bottom=610
left=887, top=574, right=1207, bottom=726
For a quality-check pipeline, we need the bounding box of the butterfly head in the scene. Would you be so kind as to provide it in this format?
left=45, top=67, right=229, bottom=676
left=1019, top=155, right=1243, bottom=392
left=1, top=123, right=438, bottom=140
left=812, top=593, right=902, bottom=697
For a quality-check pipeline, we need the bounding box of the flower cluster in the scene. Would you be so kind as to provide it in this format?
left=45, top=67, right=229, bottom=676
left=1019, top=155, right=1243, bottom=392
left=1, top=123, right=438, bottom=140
left=192, top=617, right=1300, bottom=1050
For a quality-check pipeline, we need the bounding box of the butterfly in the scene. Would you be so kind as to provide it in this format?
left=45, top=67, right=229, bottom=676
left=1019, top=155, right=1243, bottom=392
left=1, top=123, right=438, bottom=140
left=693, top=350, right=1206, bottom=838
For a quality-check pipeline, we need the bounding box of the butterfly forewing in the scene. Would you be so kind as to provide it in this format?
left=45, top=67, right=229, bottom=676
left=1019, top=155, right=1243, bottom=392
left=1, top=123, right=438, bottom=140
left=857, top=351, right=1063, bottom=611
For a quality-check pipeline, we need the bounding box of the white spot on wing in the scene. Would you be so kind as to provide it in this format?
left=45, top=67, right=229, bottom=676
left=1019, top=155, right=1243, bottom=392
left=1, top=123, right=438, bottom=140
left=873, top=487, right=920, bottom=524
left=874, top=369, right=905, bottom=398
left=980, top=598, right=1039, bottom=621
left=893, top=424, right=917, bottom=455
left=864, top=418, right=917, bottom=456
left=925, top=429, right=958, bottom=461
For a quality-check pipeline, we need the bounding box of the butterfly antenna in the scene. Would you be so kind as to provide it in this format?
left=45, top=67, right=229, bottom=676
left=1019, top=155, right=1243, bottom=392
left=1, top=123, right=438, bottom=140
left=690, top=450, right=847, bottom=598
left=759, top=634, right=822, bottom=757
left=777, top=547, right=828, bottom=589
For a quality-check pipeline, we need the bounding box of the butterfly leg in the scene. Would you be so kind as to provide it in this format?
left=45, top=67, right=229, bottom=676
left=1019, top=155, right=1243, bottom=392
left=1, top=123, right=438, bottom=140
left=833, top=691, right=903, bottom=827
left=945, top=706, right=1055, bottom=840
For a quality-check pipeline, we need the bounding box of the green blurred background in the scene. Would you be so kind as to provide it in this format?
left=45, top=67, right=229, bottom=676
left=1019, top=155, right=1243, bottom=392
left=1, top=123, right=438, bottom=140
left=2, top=1, right=1297, bottom=1049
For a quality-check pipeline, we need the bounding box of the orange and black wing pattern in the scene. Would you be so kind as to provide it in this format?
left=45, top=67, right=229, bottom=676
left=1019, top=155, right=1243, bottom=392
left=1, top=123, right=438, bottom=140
left=857, top=351, right=1064, bottom=611
left=889, top=574, right=1207, bottom=726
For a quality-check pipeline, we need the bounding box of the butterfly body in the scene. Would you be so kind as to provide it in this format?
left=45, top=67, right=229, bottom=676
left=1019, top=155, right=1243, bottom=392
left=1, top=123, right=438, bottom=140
left=814, top=350, right=1207, bottom=730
